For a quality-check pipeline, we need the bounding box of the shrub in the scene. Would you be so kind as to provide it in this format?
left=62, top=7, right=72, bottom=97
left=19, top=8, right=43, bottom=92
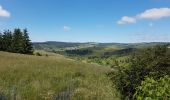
left=45, top=54, right=48, bottom=57
left=134, top=75, right=170, bottom=100
left=35, top=52, right=42, bottom=56
left=109, top=45, right=170, bottom=99
left=0, top=92, right=8, bottom=100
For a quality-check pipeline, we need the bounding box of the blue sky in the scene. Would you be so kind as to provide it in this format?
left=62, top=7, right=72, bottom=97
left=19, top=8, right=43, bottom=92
left=0, top=0, right=170, bottom=43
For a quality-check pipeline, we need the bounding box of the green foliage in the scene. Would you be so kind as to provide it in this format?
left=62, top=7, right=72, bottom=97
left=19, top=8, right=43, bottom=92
left=1, top=30, right=13, bottom=51
left=65, top=49, right=93, bottom=56
left=0, top=33, right=2, bottom=50
left=134, top=75, right=170, bottom=100
left=12, top=28, right=25, bottom=53
left=57, top=46, right=132, bottom=67
left=22, top=29, right=33, bottom=54
left=0, top=28, right=33, bottom=54
left=45, top=54, right=48, bottom=57
left=109, top=45, right=170, bottom=99
left=35, top=52, right=42, bottom=56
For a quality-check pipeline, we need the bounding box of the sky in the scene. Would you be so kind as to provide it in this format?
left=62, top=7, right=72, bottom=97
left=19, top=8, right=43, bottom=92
left=0, top=0, right=170, bottom=43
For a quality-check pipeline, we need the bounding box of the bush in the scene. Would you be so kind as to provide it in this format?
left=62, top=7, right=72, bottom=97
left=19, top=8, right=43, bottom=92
left=109, top=45, right=170, bottom=99
left=0, top=92, right=8, bottom=100
left=45, top=54, right=48, bottom=57
left=134, top=75, right=170, bottom=100
left=35, top=52, right=42, bottom=56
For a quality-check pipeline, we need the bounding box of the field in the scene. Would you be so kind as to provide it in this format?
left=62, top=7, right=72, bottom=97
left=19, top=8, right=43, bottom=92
left=1, top=42, right=169, bottom=100
left=0, top=51, right=119, bottom=100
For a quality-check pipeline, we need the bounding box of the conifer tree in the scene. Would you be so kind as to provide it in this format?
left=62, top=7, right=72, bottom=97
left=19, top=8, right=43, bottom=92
left=2, top=30, right=13, bottom=51
left=22, top=29, right=33, bottom=54
left=11, top=28, right=24, bottom=53
left=0, top=28, right=33, bottom=54
left=0, top=32, right=3, bottom=50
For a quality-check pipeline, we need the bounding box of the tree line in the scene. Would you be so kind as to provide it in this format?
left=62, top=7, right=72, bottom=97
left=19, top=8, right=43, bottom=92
left=65, top=49, right=92, bottom=56
left=0, top=28, right=33, bottom=54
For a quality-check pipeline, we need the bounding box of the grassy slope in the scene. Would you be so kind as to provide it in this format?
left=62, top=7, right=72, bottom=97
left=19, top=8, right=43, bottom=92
left=0, top=51, right=119, bottom=100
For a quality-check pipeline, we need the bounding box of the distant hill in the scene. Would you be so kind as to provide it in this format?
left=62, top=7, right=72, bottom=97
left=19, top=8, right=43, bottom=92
left=33, top=41, right=97, bottom=51
left=33, top=41, right=170, bottom=52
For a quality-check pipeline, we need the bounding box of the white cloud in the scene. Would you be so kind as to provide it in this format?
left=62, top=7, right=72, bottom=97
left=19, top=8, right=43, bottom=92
left=118, top=7, right=170, bottom=24
left=117, top=16, right=136, bottom=24
left=137, top=8, right=170, bottom=20
left=63, top=26, right=71, bottom=32
left=0, top=5, right=10, bottom=17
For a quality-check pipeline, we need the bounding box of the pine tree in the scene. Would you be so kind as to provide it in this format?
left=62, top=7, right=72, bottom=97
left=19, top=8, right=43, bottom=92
left=0, top=32, right=3, bottom=50
left=0, top=28, right=33, bottom=54
left=22, top=29, right=33, bottom=54
left=2, top=30, right=13, bottom=51
left=11, top=28, right=24, bottom=53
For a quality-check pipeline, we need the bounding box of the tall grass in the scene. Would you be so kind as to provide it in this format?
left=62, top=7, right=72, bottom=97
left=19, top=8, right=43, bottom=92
left=0, top=51, right=119, bottom=100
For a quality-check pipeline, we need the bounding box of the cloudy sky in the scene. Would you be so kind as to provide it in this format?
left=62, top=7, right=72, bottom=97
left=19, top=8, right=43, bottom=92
left=0, top=0, right=170, bottom=43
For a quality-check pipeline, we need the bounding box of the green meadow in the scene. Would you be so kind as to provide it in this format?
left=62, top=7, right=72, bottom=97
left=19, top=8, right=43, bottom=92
left=0, top=51, right=119, bottom=100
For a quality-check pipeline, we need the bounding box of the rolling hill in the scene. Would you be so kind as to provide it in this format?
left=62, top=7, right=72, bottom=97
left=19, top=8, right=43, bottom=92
left=33, top=41, right=170, bottom=51
left=33, top=41, right=170, bottom=60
